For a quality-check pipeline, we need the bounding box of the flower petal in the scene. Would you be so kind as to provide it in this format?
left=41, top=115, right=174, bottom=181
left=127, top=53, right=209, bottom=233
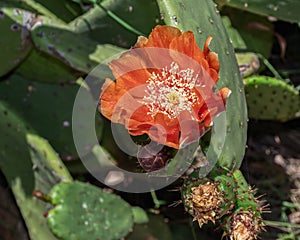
left=127, top=110, right=181, bottom=149
left=218, top=87, right=231, bottom=105
left=109, top=50, right=151, bottom=81
left=207, top=51, right=220, bottom=72
left=138, top=25, right=181, bottom=48
left=100, top=79, right=146, bottom=125
left=113, top=69, right=152, bottom=92
left=100, top=78, right=125, bottom=120
left=169, top=31, right=206, bottom=67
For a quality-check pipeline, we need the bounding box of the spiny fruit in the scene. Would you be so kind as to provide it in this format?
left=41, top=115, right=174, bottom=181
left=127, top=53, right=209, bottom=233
left=182, top=168, right=265, bottom=239
left=182, top=169, right=236, bottom=227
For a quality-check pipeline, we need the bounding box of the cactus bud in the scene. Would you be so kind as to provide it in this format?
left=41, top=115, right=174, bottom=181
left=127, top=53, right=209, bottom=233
left=137, top=145, right=174, bottom=171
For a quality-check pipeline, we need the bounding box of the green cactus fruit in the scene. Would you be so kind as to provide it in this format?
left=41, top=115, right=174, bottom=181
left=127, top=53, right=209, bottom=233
left=44, top=181, right=133, bottom=240
left=0, top=7, right=33, bottom=77
left=244, top=76, right=300, bottom=121
left=0, top=101, right=72, bottom=240
left=216, top=0, right=300, bottom=23
left=182, top=169, right=236, bottom=227
left=221, top=170, right=265, bottom=240
left=0, top=74, right=103, bottom=159
left=69, top=0, right=163, bottom=48
left=157, top=0, right=247, bottom=169
left=30, top=15, right=124, bottom=73
left=15, top=48, right=79, bottom=84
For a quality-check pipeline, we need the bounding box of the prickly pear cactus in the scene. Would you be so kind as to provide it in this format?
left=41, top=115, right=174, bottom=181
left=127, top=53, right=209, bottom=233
left=44, top=181, right=134, bottom=240
left=26, top=0, right=81, bottom=22
left=30, top=15, right=124, bottom=73
left=0, top=101, right=72, bottom=240
left=0, top=74, right=103, bottom=159
left=157, top=0, right=247, bottom=169
left=216, top=0, right=300, bottom=23
left=244, top=76, right=300, bottom=121
left=69, top=0, right=163, bottom=48
left=0, top=7, right=33, bottom=76
left=15, top=48, right=78, bottom=84
left=5, top=0, right=81, bottom=23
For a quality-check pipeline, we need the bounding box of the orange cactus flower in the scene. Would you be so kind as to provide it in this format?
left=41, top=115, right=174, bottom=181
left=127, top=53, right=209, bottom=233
left=100, top=25, right=230, bottom=149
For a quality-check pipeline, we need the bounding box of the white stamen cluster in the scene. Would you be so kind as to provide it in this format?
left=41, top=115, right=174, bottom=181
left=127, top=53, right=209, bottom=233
left=141, top=62, right=199, bottom=119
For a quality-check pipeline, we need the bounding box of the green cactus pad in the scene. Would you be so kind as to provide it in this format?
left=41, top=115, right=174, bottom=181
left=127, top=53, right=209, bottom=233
left=0, top=101, right=71, bottom=240
left=3, top=0, right=69, bottom=23
left=0, top=74, right=103, bottom=159
left=47, top=181, right=134, bottom=240
left=217, top=0, right=300, bottom=23
left=0, top=7, right=33, bottom=77
left=244, top=76, right=300, bottom=121
left=222, top=8, right=274, bottom=58
left=222, top=16, right=246, bottom=50
left=69, top=0, right=163, bottom=48
left=15, top=48, right=79, bottom=84
left=157, top=0, right=248, bottom=169
left=29, top=0, right=81, bottom=22
left=30, top=15, right=124, bottom=73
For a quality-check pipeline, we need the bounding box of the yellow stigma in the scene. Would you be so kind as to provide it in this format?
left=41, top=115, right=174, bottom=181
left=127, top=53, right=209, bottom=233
left=167, top=92, right=180, bottom=104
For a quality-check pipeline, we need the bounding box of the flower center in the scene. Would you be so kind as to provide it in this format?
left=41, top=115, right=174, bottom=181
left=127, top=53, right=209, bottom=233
left=167, top=92, right=180, bottom=104
left=141, top=62, right=199, bottom=119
